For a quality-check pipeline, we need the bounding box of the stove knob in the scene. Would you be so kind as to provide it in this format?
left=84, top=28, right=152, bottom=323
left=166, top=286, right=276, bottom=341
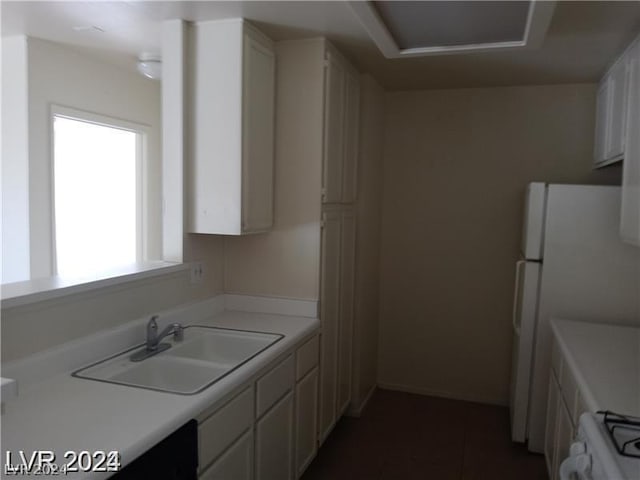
left=569, top=441, right=587, bottom=456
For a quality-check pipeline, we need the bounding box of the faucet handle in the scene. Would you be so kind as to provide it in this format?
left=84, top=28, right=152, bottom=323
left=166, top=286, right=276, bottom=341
left=172, top=323, right=184, bottom=342
left=147, top=315, right=159, bottom=333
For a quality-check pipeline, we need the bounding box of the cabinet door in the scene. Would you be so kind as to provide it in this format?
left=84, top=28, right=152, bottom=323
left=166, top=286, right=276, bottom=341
left=198, top=387, right=254, bottom=471
left=295, top=368, right=319, bottom=477
left=544, top=374, right=560, bottom=480
left=594, top=80, right=609, bottom=165
left=341, top=71, right=360, bottom=204
left=200, top=430, right=253, bottom=480
left=606, top=58, right=628, bottom=160
left=337, top=209, right=356, bottom=415
left=554, top=399, right=574, bottom=480
left=242, top=33, right=275, bottom=232
left=319, top=210, right=341, bottom=443
left=255, top=391, right=294, bottom=480
left=189, top=21, right=275, bottom=235
left=322, top=51, right=346, bottom=204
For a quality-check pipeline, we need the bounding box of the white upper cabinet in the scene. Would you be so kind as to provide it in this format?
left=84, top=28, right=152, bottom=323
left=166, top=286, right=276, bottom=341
left=342, top=72, right=360, bottom=204
left=188, top=20, right=275, bottom=235
left=322, top=51, right=346, bottom=204
left=621, top=37, right=640, bottom=247
left=594, top=80, right=610, bottom=164
left=322, top=47, right=360, bottom=204
left=594, top=42, right=632, bottom=167
left=607, top=59, right=628, bottom=160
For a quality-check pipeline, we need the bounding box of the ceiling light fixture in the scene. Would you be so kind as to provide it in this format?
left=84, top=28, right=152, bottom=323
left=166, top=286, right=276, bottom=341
left=137, top=53, right=162, bottom=80
left=72, top=25, right=105, bottom=33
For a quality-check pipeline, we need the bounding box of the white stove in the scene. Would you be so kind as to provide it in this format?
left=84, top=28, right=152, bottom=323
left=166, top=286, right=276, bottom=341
left=560, top=412, right=640, bottom=480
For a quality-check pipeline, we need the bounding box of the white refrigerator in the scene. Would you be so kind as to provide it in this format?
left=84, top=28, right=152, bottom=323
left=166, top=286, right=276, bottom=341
left=509, top=183, right=640, bottom=452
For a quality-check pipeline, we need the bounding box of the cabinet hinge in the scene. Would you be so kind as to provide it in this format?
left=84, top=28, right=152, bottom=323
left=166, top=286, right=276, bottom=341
left=320, top=220, right=326, bottom=229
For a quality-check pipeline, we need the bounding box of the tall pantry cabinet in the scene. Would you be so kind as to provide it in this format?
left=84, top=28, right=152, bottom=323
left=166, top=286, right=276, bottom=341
left=277, top=37, right=361, bottom=447
left=318, top=44, right=360, bottom=444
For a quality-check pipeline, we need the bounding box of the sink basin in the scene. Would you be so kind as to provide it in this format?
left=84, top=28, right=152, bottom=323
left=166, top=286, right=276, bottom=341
left=73, top=326, right=283, bottom=394
left=166, top=327, right=281, bottom=365
left=110, top=356, right=229, bottom=393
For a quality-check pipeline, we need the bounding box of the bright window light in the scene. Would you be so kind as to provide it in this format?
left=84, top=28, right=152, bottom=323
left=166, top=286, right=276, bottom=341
left=53, top=115, right=141, bottom=278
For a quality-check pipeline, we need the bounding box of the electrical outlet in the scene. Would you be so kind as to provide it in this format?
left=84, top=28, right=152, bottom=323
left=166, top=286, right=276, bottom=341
left=190, top=262, right=204, bottom=284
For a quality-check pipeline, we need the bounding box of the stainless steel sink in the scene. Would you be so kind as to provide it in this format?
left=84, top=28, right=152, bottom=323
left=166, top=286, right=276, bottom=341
left=73, top=326, right=283, bottom=394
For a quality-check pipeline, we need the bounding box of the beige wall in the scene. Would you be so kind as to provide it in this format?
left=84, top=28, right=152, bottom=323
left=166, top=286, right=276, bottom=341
left=24, top=38, right=163, bottom=278
left=185, top=234, right=225, bottom=293
left=223, top=39, right=325, bottom=301
left=350, top=74, right=385, bottom=412
left=2, top=38, right=224, bottom=363
left=1, top=266, right=221, bottom=363
left=378, top=84, right=622, bottom=405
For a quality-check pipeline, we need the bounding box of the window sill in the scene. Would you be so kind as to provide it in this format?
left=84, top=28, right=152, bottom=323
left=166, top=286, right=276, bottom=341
left=1, top=261, right=188, bottom=310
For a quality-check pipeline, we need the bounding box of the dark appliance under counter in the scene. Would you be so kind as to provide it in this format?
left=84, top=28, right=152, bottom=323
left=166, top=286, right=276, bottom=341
left=110, top=420, right=198, bottom=479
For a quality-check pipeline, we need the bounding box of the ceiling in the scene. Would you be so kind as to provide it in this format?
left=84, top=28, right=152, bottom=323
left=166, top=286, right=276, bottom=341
left=372, top=1, right=531, bottom=48
left=2, top=1, right=639, bottom=91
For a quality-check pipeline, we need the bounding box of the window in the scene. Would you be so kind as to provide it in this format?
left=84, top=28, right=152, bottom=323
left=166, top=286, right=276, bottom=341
left=52, top=108, right=146, bottom=278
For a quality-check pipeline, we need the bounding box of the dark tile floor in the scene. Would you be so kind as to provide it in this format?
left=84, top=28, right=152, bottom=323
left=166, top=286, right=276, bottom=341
left=302, top=389, right=548, bottom=480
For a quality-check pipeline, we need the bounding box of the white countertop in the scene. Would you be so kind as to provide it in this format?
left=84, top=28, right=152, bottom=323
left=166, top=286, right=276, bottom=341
left=550, top=318, right=640, bottom=417
left=1, top=308, right=319, bottom=479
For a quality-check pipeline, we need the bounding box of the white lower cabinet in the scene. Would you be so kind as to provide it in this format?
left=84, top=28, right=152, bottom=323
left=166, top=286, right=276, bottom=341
left=197, top=334, right=319, bottom=480
left=200, top=430, right=253, bottom=480
left=198, top=386, right=254, bottom=474
left=255, top=391, right=295, bottom=480
left=555, top=399, right=573, bottom=480
left=544, top=338, right=587, bottom=480
left=295, top=367, right=318, bottom=477
left=544, top=374, right=560, bottom=478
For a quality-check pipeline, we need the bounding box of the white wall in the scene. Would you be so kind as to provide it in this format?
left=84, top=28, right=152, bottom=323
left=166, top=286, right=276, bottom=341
left=378, top=84, right=622, bottom=405
left=24, top=37, right=163, bottom=278
left=163, top=19, right=187, bottom=264
left=1, top=37, right=30, bottom=283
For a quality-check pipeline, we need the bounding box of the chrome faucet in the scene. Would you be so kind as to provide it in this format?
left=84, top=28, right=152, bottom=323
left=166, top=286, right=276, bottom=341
left=130, top=315, right=184, bottom=362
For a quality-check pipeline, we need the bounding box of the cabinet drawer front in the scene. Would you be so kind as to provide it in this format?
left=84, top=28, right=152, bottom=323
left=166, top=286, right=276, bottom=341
left=256, top=355, right=294, bottom=417
left=199, top=387, right=254, bottom=470
left=295, top=335, right=319, bottom=381
left=199, top=430, right=253, bottom=480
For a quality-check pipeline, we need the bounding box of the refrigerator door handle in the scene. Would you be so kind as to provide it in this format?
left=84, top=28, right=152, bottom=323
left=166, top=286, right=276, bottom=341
left=512, top=260, right=526, bottom=335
